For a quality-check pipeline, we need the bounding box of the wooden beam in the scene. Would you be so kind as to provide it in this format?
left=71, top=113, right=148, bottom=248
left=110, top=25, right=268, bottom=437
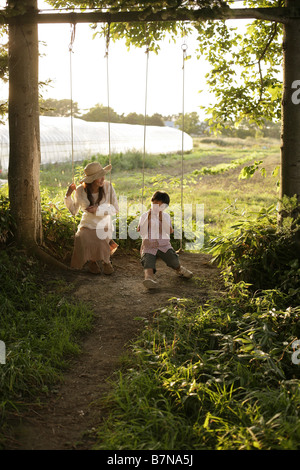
left=1, top=7, right=295, bottom=26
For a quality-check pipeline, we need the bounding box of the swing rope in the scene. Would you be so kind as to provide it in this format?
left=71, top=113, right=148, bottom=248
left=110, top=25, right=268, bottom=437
left=179, top=35, right=188, bottom=253
left=69, top=23, right=76, bottom=184
left=104, top=22, right=114, bottom=207
left=142, top=43, right=150, bottom=210
left=105, top=23, right=112, bottom=183
left=69, top=23, right=76, bottom=233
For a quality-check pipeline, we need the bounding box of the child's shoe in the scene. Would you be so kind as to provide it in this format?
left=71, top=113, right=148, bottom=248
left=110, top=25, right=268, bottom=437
left=177, top=266, right=193, bottom=279
left=143, top=278, right=158, bottom=289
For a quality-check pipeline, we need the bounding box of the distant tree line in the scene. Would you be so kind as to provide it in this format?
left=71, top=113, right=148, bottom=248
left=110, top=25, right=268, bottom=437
left=215, top=119, right=281, bottom=139
left=39, top=98, right=205, bottom=134
left=40, top=99, right=167, bottom=126
left=39, top=98, right=280, bottom=139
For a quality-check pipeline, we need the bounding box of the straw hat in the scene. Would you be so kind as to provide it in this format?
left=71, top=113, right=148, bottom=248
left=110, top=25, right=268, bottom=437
left=80, top=162, right=112, bottom=184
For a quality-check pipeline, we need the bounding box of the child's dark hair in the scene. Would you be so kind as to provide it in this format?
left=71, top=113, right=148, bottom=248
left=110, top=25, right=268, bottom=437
left=151, top=191, right=170, bottom=205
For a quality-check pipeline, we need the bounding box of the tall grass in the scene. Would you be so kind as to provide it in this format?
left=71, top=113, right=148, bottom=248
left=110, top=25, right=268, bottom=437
left=94, top=205, right=300, bottom=450
left=95, top=289, right=300, bottom=450
left=0, top=248, right=94, bottom=448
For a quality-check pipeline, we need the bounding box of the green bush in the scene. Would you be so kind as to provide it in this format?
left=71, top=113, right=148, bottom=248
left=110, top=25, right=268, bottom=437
left=82, top=151, right=162, bottom=173
left=209, top=201, right=300, bottom=299
left=41, top=195, right=80, bottom=262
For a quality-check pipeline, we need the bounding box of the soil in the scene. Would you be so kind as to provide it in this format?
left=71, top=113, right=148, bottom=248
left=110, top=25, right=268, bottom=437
left=4, top=250, right=221, bottom=450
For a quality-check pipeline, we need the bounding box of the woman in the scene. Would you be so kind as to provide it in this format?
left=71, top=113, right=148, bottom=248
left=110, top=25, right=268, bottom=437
left=65, top=161, right=119, bottom=274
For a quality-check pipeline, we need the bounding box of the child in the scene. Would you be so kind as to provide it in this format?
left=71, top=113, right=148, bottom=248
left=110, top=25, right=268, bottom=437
left=137, top=190, right=193, bottom=289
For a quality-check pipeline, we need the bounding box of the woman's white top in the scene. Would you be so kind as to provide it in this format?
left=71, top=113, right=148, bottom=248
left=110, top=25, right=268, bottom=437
left=64, top=181, right=119, bottom=231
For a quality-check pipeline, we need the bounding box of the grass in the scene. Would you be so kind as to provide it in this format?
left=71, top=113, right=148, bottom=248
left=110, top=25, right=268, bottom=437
left=94, top=284, right=300, bottom=450
left=2, top=134, right=297, bottom=451
left=0, top=248, right=94, bottom=448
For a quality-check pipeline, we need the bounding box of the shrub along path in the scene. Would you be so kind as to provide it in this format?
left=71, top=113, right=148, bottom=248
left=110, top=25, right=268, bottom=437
left=5, top=250, right=220, bottom=450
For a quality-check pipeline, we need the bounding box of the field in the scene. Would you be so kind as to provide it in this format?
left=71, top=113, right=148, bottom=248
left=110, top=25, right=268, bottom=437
left=38, top=135, right=281, bottom=248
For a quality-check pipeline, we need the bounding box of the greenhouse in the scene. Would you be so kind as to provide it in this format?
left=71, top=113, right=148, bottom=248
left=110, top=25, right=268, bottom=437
left=0, top=116, right=193, bottom=171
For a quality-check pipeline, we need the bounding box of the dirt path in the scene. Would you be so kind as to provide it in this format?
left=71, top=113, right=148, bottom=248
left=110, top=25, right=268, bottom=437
left=6, top=251, right=220, bottom=450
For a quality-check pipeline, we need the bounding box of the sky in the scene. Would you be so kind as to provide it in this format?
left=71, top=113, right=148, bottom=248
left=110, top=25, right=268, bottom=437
left=0, top=1, right=246, bottom=120
left=37, top=20, right=212, bottom=119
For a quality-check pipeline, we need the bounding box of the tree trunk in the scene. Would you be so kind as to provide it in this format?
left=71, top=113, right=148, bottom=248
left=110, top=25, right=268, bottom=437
left=280, top=0, right=300, bottom=203
left=8, top=0, right=42, bottom=246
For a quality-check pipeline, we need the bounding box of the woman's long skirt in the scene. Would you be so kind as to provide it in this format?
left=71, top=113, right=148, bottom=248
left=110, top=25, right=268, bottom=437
left=71, top=227, right=117, bottom=269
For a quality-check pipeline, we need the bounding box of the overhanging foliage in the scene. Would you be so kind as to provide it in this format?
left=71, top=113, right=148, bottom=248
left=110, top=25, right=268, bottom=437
left=0, top=1, right=292, bottom=127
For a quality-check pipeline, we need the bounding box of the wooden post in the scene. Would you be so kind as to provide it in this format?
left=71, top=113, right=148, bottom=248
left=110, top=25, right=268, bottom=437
left=7, top=0, right=42, bottom=246
left=281, top=0, right=300, bottom=203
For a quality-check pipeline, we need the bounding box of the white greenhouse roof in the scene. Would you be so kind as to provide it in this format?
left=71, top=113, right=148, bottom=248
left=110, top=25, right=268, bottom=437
left=0, top=116, right=193, bottom=171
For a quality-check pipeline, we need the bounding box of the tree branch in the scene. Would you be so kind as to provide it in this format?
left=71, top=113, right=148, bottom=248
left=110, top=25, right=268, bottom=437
left=245, top=21, right=280, bottom=103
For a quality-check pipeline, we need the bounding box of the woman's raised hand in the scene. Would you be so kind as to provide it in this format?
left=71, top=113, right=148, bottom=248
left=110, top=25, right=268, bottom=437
left=85, top=205, right=97, bottom=214
left=66, top=182, right=76, bottom=197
